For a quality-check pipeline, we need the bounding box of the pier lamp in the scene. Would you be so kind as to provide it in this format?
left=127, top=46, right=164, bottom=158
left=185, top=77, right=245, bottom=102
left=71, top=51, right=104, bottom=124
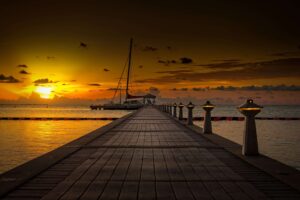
left=238, top=99, right=263, bottom=156
left=178, top=102, right=184, bottom=120
left=186, top=102, right=195, bottom=125
left=173, top=103, right=177, bottom=117
left=202, top=101, right=215, bottom=134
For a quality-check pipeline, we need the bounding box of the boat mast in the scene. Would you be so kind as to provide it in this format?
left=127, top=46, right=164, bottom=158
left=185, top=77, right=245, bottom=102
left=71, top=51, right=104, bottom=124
left=125, top=38, right=133, bottom=102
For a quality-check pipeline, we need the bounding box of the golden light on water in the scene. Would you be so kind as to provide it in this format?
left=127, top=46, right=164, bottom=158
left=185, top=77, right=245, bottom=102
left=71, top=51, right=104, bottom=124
left=35, top=86, right=54, bottom=99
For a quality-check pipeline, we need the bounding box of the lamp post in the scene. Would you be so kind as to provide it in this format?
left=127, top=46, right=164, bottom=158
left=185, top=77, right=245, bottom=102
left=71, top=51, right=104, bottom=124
left=178, top=102, right=184, bottom=120
left=186, top=102, right=195, bottom=125
left=202, top=101, right=215, bottom=134
left=173, top=103, right=177, bottom=117
left=238, top=99, right=263, bottom=156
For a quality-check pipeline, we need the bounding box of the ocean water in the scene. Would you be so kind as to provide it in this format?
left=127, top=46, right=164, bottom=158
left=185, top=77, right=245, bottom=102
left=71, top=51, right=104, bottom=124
left=191, top=105, right=300, bottom=170
left=0, top=105, right=299, bottom=174
left=0, top=106, right=131, bottom=174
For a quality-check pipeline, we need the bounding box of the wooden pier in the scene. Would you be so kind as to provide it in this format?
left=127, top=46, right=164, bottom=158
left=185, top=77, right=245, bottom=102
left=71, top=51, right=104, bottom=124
left=1, top=106, right=300, bottom=199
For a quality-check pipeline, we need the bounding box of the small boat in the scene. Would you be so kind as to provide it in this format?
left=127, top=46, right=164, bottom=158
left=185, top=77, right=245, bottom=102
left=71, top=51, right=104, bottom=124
left=90, top=39, right=156, bottom=110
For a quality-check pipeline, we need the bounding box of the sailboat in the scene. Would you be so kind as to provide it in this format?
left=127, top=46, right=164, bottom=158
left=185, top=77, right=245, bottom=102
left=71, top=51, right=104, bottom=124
left=90, top=38, right=156, bottom=110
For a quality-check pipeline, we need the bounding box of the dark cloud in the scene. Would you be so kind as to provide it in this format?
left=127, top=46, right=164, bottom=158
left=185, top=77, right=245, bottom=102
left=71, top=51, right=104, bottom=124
left=212, top=59, right=241, bottom=62
left=232, top=85, right=300, bottom=91
left=149, top=87, right=159, bottom=92
left=17, top=64, right=28, bottom=68
left=0, top=74, right=20, bottom=83
left=107, top=88, right=118, bottom=91
left=190, top=85, right=300, bottom=91
left=166, top=46, right=172, bottom=50
left=47, top=56, right=56, bottom=60
left=192, top=87, right=206, bottom=91
left=19, top=70, right=30, bottom=75
left=156, top=69, right=194, bottom=74
left=107, top=88, right=126, bottom=91
left=88, top=89, right=103, bottom=92
left=33, top=78, right=54, bottom=84
left=171, top=88, right=189, bottom=91
left=142, top=46, right=158, bottom=52
left=157, top=57, right=193, bottom=66
left=180, top=57, right=193, bottom=64
left=268, top=51, right=300, bottom=57
left=140, top=58, right=300, bottom=84
left=80, top=42, right=87, bottom=48
left=213, top=86, right=237, bottom=91
left=104, top=68, right=110, bottom=72
left=158, top=59, right=177, bottom=66
left=197, top=60, right=241, bottom=69
left=269, top=46, right=300, bottom=57
left=88, top=83, right=101, bottom=86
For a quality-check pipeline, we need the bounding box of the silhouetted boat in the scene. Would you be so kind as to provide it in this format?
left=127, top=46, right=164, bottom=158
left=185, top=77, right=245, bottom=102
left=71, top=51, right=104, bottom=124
left=90, top=39, right=155, bottom=110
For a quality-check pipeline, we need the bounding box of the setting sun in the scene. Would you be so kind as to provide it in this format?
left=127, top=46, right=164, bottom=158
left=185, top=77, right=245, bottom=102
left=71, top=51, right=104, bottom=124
left=35, top=86, right=54, bottom=99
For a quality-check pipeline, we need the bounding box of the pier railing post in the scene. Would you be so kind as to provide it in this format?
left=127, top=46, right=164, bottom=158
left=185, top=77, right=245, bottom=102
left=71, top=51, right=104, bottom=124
left=238, top=99, right=263, bottom=156
left=178, top=102, right=184, bottom=120
left=202, top=101, right=215, bottom=134
left=186, top=102, right=195, bottom=125
left=173, top=103, right=177, bottom=118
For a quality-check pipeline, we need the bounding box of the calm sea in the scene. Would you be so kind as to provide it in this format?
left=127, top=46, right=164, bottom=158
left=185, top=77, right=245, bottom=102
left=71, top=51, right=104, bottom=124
left=0, top=105, right=299, bottom=174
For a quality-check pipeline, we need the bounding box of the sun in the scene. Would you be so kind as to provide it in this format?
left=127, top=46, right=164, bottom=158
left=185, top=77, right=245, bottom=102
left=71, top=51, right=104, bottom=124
left=35, top=86, right=54, bottom=99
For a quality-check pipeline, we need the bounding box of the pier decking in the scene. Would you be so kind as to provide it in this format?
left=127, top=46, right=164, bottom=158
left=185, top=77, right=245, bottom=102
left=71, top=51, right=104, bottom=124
left=1, top=106, right=300, bottom=199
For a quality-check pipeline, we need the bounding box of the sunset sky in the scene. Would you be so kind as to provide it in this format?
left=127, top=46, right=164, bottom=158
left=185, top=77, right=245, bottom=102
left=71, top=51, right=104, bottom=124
left=0, top=0, right=300, bottom=105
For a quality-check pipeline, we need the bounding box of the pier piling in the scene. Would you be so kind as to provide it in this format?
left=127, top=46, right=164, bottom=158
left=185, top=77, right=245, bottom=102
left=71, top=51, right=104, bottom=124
left=186, top=102, right=195, bottom=125
left=238, top=99, right=263, bottom=156
left=202, top=101, right=215, bottom=134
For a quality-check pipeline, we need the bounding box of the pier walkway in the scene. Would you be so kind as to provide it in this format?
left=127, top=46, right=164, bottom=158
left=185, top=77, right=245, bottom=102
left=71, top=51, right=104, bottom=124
left=1, top=106, right=300, bottom=199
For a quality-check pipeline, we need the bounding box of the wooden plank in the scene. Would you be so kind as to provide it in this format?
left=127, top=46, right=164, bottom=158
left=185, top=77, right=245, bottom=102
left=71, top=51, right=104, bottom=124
left=41, top=158, right=97, bottom=200
left=163, top=149, right=185, bottom=181
left=111, top=149, right=134, bottom=181
left=95, top=149, right=124, bottom=181
left=204, top=182, right=232, bottom=200
left=126, top=149, right=143, bottom=181
left=187, top=182, right=213, bottom=200
left=153, top=149, right=169, bottom=181
left=119, top=181, right=139, bottom=200
left=55, top=148, right=112, bottom=199
left=171, top=182, right=194, bottom=200
left=99, top=181, right=123, bottom=200
left=139, top=181, right=156, bottom=200
left=156, top=182, right=176, bottom=200
left=173, top=148, right=199, bottom=181
left=219, top=182, right=251, bottom=200
left=141, top=149, right=155, bottom=181
left=79, top=181, right=106, bottom=200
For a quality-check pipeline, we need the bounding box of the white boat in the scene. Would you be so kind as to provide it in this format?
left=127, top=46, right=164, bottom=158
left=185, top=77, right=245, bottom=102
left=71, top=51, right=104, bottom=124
left=90, top=39, right=156, bottom=110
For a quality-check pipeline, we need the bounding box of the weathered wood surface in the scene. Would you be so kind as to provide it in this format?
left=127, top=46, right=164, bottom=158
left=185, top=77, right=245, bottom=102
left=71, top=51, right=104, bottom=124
left=1, top=106, right=300, bottom=199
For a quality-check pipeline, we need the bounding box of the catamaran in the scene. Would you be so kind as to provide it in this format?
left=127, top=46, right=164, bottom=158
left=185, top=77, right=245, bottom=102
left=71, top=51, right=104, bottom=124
left=90, top=39, right=156, bottom=110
